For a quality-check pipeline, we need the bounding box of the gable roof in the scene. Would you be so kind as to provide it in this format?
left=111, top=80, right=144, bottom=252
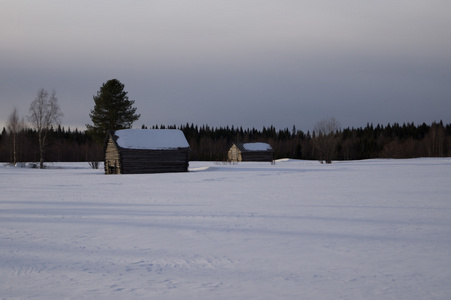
left=234, top=142, right=273, bottom=152
left=112, top=129, right=190, bottom=150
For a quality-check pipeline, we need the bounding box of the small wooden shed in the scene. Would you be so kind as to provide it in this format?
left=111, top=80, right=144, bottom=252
left=104, top=129, right=190, bottom=174
left=227, top=142, right=274, bottom=162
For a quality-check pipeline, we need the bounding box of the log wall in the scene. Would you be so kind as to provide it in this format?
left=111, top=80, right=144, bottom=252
left=105, top=137, right=121, bottom=174
left=120, top=149, right=190, bottom=174
left=241, top=151, right=274, bottom=162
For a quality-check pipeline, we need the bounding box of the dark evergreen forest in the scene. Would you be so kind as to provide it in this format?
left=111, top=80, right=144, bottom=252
left=1, top=121, right=450, bottom=164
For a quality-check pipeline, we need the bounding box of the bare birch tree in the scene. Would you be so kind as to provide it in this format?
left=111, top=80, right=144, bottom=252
left=28, top=89, right=63, bottom=168
left=313, top=117, right=340, bottom=164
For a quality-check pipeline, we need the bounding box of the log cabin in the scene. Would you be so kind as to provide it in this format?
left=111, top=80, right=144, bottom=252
left=227, top=142, right=274, bottom=162
left=104, top=129, right=190, bottom=174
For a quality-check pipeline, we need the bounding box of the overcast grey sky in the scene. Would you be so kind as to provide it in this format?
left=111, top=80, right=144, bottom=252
left=1, top=0, right=450, bottom=131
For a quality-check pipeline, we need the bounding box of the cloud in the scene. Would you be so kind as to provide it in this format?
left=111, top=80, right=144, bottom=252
left=1, top=0, right=451, bottom=131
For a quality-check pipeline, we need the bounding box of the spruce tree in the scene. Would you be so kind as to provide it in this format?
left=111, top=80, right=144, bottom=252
left=87, top=79, right=140, bottom=142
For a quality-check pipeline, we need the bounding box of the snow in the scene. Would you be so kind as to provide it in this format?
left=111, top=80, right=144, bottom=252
left=1, top=158, right=451, bottom=299
left=115, top=129, right=189, bottom=150
left=242, top=142, right=272, bottom=151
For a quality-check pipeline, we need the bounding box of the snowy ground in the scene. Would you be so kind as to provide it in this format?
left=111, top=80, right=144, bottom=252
left=1, top=158, right=451, bottom=299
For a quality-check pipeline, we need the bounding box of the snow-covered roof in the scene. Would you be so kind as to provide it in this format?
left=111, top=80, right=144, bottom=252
left=114, top=129, right=189, bottom=150
left=239, top=142, right=273, bottom=151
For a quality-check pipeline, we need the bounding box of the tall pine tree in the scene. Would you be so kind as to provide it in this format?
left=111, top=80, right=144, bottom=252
left=87, top=79, right=140, bottom=142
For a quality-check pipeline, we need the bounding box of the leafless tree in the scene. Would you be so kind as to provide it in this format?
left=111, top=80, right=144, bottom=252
left=7, top=107, right=25, bottom=165
left=28, top=89, right=63, bottom=168
left=313, top=117, right=340, bottom=164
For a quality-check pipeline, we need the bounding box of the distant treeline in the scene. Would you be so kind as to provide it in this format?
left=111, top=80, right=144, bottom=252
left=1, top=121, right=450, bottom=163
left=0, top=126, right=101, bottom=163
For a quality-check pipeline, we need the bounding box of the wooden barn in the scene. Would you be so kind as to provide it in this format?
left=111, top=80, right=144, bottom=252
left=104, top=129, right=190, bottom=174
left=227, top=142, right=274, bottom=162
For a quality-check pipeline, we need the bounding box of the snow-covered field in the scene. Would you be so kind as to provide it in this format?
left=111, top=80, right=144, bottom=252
left=1, top=158, right=451, bottom=299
